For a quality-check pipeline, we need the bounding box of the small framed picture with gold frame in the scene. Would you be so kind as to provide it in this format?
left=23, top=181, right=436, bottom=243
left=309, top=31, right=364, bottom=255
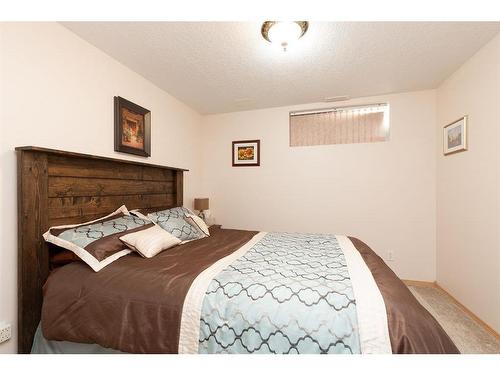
left=443, top=116, right=467, bottom=155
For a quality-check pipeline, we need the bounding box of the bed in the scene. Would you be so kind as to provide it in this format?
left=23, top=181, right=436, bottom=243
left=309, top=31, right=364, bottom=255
left=16, top=146, right=459, bottom=354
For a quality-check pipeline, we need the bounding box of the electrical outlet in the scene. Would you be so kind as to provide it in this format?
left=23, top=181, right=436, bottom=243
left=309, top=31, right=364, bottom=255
left=0, top=321, right=12, bottom=344
left=387, top=250, right=394, bottom=262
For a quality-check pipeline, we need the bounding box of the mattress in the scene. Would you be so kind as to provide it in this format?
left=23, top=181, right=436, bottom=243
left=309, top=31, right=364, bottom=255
left=36, top=226, right=458, bottom=354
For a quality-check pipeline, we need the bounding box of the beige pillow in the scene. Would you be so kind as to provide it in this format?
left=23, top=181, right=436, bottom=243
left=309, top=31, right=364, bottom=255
left=120, top=225, right=181, bottom=258
left=185, top=213, right=210, bottom=237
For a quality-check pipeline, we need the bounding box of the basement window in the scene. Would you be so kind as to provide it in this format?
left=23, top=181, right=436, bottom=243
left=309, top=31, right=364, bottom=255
left=289, top=103, right=390, bottom=147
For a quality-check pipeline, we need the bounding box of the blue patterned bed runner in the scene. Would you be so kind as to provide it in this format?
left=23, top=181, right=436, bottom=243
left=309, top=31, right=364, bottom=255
left=198, top=232, right=361, bottom=354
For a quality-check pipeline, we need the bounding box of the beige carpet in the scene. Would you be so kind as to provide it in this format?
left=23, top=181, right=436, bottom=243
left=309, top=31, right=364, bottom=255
left=407, top=284, right=500, bottom=354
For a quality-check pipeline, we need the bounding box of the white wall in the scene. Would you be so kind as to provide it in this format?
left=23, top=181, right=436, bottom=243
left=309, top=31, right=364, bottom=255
left=200, top=90, right=437, bottom=282
left=436, top=33, right=500, bottom=332
left=0, top=23, right=203, bottom=353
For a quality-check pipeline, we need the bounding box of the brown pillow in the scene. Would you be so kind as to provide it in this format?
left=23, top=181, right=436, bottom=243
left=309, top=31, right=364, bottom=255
left=50, top=250, right=81, bottom=266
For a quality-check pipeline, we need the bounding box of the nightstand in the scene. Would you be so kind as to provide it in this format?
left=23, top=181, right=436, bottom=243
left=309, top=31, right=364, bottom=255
left=205, top=216, right=216, bottom=226
left=209, top=224, right=222, bottom=230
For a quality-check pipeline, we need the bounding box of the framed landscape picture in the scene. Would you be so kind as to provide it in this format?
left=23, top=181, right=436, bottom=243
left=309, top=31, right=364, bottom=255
left=232, top=140, right=260, bottom=167
left=443, top=116, right=467, bottom=155
left=114, top=96, right=151, bottom=157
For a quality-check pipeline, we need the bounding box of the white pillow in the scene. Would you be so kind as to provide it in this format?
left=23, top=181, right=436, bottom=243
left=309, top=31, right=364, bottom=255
left=119, top=225, right=181, bottom=258
left=185, top=213, right=210, bottom=237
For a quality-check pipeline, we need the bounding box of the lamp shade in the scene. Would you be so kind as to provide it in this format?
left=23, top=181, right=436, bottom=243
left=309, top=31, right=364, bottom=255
left=194, top=198, right=209, bottom=211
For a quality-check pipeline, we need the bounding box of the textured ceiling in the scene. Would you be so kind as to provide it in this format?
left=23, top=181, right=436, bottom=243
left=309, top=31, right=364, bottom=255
left=62, top=22, right=500, bottom=114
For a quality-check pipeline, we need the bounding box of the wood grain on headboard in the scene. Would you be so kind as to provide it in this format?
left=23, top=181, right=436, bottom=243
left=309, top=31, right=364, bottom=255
left=16, top=146, right=188, bottom=353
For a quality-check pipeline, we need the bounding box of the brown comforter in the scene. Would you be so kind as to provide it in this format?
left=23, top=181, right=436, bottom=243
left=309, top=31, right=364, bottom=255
left=41, top=227, right=458, bottom=354
left=349, top=237, right=458, bottom=354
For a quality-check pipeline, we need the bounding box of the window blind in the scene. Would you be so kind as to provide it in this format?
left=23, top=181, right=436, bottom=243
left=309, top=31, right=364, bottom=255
left=289, top=104, right=389, bottom=147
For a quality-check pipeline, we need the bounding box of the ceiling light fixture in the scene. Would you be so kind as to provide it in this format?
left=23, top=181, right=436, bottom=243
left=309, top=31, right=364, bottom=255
left=261, top=21, right=309, bottom=51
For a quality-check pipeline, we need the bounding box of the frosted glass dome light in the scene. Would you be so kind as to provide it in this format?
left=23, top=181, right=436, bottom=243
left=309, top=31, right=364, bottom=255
left=261, top=21, right=309, bottom=51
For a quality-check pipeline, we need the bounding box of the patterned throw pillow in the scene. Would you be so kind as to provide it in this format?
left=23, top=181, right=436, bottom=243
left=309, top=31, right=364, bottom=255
left=184, top=213, right=210, bottom=237
left=43, top=206, right=153, bottom=271
left=132, top=207, right=203, bottom=242
left=149, top=212, right=201, bottom=242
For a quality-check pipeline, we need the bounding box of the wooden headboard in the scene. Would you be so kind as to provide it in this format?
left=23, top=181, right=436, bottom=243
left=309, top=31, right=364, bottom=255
left=16, top=146, right=188, bottom=353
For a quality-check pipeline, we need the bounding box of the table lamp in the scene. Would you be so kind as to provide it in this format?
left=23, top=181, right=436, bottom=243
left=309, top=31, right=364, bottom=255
left=194, top=198, right=209, bottom=220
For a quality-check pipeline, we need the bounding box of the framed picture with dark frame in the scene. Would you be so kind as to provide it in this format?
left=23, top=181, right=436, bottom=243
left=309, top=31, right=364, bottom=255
left=232, top=140, right=260, bottom=167
left=443, top=116, right=467, bottom=155
left=114, top=96, right=151, bottom=157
